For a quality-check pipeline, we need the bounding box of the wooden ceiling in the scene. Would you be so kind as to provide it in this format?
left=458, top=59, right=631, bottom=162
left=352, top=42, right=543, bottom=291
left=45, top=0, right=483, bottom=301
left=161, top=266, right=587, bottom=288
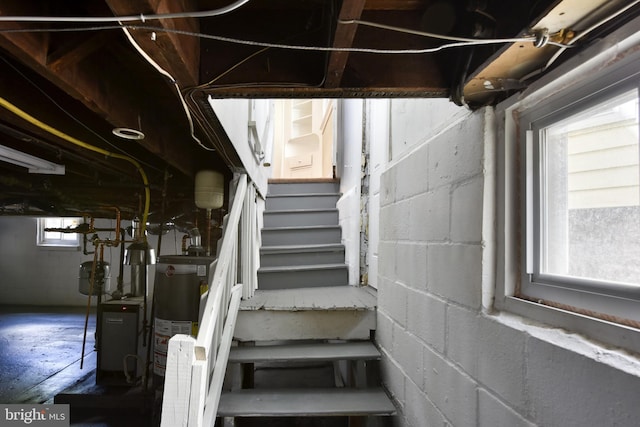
left=0, top=0, right=636, bottom=226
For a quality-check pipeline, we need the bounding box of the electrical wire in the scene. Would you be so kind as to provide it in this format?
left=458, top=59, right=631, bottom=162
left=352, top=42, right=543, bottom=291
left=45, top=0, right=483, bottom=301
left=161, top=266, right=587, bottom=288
left=0, top=0, right=251, bottom=23
left=0, top=4, right=567, bottom=48
left=0, top=96, right=151, bottom=239
left=0, top=24, right=561, bottom=54
left=195, top=46, right=271, bottom=89
left=338, top=18, right=572, bottom=48
left=0, top=1, right=253, bottom=155
left=520, top=0, right=640, bottom=82
left=120, top=26, right=215, bottom=152
left=124, top=25, right=550, bottom=53
left=340, top=19, right=530, bottom=43
left=0, top=55, right=161, bottom=172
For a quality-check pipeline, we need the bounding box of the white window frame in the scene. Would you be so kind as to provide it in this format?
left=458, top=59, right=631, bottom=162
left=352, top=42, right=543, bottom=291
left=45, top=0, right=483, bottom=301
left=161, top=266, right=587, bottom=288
left=37, top=217, right=81, bottom=248
left=495, top=16, right=640, bottom=353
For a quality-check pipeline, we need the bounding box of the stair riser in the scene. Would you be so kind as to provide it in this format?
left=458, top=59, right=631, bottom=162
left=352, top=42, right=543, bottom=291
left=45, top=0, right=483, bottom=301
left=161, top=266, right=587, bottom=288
left=229, top=342, right=381, bottom=364
left=263, top=210, right=339, bottom=228
left=234, top=310, right=376, bottom=342
left=258, top=268, right=348, bottom=289
left=266, top=194, right=340, bottom=210
left=262, top=227, right=341, bottom=246
left=268, top=182, right=340, bottom=195
left=260, top=250, right=345, bottom=267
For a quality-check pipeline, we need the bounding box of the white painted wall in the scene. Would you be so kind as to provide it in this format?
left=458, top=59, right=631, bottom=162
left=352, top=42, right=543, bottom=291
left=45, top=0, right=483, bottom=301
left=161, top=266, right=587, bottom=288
left=208, top=98, right=273, bottom=196
left=336, top=99, right=364, bottom=285
left=375, top=99, right=640, bottom=426
left=0, top=217, right=181, bottom=306
left=365, top=100, right=390, bottom=289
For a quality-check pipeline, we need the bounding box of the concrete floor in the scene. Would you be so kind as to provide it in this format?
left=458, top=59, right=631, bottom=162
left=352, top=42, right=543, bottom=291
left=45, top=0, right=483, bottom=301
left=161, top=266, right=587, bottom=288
left=0, top=305, right=155, bottom=426
left=0, top=306, right=355, bottom=427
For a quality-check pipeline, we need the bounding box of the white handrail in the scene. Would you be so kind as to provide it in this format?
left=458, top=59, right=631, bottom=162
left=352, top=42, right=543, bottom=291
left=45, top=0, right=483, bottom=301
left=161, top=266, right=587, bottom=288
left=197, top=175, right=247, bottom=357
left=160, top=173, right=258, bottom=427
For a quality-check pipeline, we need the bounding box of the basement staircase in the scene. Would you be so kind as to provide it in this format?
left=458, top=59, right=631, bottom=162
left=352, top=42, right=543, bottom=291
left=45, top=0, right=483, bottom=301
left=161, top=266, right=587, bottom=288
left=258, top=179, right=348, bottom=289
left=220, top=180, right=396, bottom=426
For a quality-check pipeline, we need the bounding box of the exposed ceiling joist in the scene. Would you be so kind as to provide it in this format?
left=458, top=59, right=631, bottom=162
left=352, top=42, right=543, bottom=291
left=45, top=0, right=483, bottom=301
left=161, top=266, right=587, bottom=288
left=324, top=0, right=366, bottom=88
left=0, top=0, right=637, bottom=219
left=463, top=0, right=636, bottom=105
left=105, top=0, right=201, bottom=87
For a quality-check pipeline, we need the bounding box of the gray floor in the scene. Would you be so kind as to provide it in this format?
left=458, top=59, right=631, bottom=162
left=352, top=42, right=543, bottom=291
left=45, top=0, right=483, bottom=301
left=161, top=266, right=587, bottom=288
left=0, top=305, right=155, bottom=426
left=0, top=306, right=349, bottom=427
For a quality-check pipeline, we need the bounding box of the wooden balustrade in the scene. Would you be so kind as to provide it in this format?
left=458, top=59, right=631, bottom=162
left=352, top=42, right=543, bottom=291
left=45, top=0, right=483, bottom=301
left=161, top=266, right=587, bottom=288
left=160, top=174, right=259, bottom=427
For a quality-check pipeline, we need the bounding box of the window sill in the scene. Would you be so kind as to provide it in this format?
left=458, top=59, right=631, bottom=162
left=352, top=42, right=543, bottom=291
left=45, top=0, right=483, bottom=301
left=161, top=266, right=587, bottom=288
left=496, top=295, right=640, bottom=355
left=37, top=245, right=81, bottom=251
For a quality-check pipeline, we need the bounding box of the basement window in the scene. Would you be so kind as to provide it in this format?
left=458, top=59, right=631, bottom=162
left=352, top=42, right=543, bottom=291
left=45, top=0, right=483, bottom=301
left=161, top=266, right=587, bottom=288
left=496, top=19, right=640, bottom=352
left=522, top=85, right=640, bottom=324
left=37, top=217, right=81, bottom=248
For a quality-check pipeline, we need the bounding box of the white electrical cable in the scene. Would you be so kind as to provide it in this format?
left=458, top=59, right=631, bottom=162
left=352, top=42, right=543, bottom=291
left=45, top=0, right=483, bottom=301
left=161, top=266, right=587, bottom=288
left=123, top=25, right=543, bottom=54
left=120, top=25, right=215, bottom=152
left=339, top=18, right=570, bottom=48
left=520, top=0, right=640, bottom=82
left=339, top=19, right=532, bottom=44
left=0, top=23, right=534, bottom=54
left=0, top=23, right=546, bottom=54
left=0, top=0, right=251, bottom=23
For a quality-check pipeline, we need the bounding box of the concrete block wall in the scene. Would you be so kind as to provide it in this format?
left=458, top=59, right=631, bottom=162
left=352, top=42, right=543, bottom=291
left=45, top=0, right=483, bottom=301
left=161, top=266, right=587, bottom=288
left=376, top=101, right=640, bottom=426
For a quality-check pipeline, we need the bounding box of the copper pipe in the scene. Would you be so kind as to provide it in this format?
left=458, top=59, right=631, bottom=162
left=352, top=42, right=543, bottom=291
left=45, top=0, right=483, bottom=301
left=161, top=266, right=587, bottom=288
left=80, top=245, right=100, bottom=369
left=206, top=209, right=212, bottom=256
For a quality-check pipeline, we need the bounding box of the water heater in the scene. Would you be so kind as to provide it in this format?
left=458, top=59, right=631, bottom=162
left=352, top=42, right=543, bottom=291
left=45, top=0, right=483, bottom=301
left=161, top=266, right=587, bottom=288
left=152, top=255, right=215, bottom=380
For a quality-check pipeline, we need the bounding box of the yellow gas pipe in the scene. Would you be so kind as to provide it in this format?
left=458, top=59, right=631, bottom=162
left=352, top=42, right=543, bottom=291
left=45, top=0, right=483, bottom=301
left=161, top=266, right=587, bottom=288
left=0, top=97, right=152, bottom=372
left=0, top=96, right=151, bottom=238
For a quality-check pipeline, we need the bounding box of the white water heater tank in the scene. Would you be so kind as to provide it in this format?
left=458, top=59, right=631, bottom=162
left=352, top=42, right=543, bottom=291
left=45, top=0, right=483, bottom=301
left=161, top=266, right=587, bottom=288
left=194, top=170, right=224, bottom=210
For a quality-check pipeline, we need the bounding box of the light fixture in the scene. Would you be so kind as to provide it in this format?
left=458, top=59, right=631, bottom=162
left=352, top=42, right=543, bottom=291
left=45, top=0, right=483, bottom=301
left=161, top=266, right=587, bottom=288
left=112, top=127, right=145, bottom=141
left=0, top=144, right=65, bottom=175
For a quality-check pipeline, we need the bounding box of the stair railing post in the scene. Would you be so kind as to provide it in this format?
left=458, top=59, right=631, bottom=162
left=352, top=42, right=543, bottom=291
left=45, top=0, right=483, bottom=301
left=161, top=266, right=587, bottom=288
left=161, top=174, right=249, bottom=427
left=240, top=181, right=257, bottom=299
left=160, top=335, right=197, bottom=427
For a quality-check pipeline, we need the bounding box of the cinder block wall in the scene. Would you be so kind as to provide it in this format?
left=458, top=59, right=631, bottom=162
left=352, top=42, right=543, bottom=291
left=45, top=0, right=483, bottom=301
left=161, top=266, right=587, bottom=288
left=376, top=101, right=640, bottom=426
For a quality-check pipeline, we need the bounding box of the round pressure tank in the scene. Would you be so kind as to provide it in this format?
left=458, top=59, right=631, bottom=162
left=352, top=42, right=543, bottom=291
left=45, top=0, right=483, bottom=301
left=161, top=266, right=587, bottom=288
left=195, top=170, right=224, bottom=210
left=78, top=261, right=111, bottom=295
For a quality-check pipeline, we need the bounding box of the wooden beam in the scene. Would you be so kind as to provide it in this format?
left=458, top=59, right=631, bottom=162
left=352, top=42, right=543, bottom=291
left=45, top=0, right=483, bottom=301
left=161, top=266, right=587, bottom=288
left=463, top=0, right=612, bottom=105
left=203, top=86, right=448, bottom=98
left=324, top=0, right=367, bottom=88
left=47, top=33, right=110, bottom=72
left=364, top=0, right=426, bottom=11
left=0, top=25, right=197, bottom=177
left=105, top=0, right=200, bottom=87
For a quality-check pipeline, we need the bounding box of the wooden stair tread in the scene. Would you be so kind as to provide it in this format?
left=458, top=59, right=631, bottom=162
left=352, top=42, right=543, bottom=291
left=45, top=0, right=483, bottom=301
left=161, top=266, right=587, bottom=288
left=262, top=225, right=340, bottom=231
left=266, top=193, right=341, bottom=198
left=260, top=244, right=344, bottom=254
left=259, top=263, right=347, bottom=273
left=229, top=341, right=380, bottom=363
left=268, top=178, right=339, bottom=183
left=265, top=208, right=339, bottom=213
left=218, top=388, right=395, bottom=417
